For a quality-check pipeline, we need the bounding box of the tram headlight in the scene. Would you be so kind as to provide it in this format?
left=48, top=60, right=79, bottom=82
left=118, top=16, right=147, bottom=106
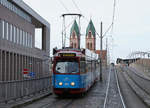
left=59, top=82, right=63, bottom=86
left=71, top=82, right=75, bottom=86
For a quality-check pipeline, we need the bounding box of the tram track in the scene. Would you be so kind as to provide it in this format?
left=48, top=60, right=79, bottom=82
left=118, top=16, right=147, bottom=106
left=38, top=97, right=61, bottom=108
left=38, top=96, right=75, bottom=108
left=103, top=66, right=126, bottom=108
left=117, top=66, right=148, bottom=108
left=122, top=67, right=150, bottom=107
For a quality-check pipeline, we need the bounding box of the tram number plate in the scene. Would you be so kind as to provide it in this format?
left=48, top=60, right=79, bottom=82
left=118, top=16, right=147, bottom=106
left=65, top=83, right=69, bottom=86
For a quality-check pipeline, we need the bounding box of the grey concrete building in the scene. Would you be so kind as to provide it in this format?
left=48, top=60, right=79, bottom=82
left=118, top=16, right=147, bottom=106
left=0, top=0, right=50, bottom=103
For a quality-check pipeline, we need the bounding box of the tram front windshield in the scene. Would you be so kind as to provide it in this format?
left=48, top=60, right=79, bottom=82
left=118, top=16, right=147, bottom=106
left=55, top=60, right=79, bottom=74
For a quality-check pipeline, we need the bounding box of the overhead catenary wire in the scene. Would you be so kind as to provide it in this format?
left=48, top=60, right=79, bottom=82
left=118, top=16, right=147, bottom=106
left=57, top=0, right=70, bottom=12
left=71, top=0, right=82, bottom=14
left=58, top=0, right=117, bottom=49
left=62, top=18, right=77, bottom=34
left=111, top=0, right=116, bottom=33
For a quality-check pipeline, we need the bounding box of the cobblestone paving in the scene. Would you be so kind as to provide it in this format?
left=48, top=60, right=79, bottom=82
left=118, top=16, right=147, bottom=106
left=21, top=68, right=109, bottom=108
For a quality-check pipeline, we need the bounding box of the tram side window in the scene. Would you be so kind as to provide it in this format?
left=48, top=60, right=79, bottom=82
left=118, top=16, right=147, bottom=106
left=86, top=61, right=91, bottom=72
left=80, top=61, right=86, bottom=73
left=92, top=61, right=95, bottom=72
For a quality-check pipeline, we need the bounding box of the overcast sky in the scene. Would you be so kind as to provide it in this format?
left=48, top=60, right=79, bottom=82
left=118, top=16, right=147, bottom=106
left=23, top=0, right=150, bottom=62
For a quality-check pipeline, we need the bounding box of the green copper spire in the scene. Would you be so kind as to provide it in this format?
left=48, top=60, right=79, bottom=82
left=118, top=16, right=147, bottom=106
left=70, top=20, right=80, bottom=37
left=86, top=20, right=96, bottom=37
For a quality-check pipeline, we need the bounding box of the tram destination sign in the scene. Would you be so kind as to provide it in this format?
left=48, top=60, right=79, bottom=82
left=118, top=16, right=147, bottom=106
left=59, top=53, right=76, bottom=57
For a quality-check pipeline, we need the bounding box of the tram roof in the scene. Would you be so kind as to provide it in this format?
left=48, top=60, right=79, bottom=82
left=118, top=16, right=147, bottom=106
left=53, top=48, right=99, bottom=60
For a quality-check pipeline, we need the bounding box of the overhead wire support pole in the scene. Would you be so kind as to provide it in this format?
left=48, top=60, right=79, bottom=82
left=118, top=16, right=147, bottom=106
left=100, top=22, right=103, bottom=82
left=106, top=38, right=108, bottom=69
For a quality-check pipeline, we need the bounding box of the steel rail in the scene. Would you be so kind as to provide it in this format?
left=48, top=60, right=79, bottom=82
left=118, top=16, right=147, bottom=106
left=115, top=67, right=126, bottom=108
left=103, top=67, right=111, bottom=108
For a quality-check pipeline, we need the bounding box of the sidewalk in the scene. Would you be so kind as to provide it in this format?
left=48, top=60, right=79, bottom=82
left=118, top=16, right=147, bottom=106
left=0, top=90, right=52, bottom=108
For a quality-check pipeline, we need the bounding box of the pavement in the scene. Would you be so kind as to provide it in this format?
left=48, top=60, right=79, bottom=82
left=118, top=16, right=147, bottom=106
left=0, top=90, right=52, bottom=108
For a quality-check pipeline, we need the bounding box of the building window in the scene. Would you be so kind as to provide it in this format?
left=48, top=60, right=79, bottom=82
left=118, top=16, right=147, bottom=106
left=90, top=43, right=92, bottom=49
left=71, top=42, right=73, bottom=47
left=25, top=32, right=28, bottom=47
left=89, top=31, right=92, bottom=38
left=6, top=22, right=9, bottom=40
left=20, top=29, right=22, bottom=45
left=17, top=27, right=19, bottom=44
left=0, top=19, right=33, bottom=48
left=30, top=35, right=32, bottom=48
left=74, top=43, right=76, bottom=48
left=88, top=43, right=89, bottom=49
left=13, top=26, right=16, bottom=43
left=10, top=24, right=12, bottom=41
left=28, top=33, right=30, bottom=47
left=23, top=31, right=26, bottom=46
left=2, top=21, right=4, bottom=39
left=73, top=31, right=75, bottom=38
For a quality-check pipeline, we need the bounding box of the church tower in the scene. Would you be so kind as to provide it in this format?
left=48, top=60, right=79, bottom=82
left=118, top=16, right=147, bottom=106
left=70, top=20, right=80, bottom=49
left=86, top=20, right=96, bottom=52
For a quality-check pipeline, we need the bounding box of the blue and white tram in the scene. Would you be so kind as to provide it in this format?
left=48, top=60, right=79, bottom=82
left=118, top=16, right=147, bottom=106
left=52, top=48, right=99, bottom=95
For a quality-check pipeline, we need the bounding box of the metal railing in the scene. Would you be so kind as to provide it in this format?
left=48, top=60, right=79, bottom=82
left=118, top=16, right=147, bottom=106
left=0, top=77, right=51, bottom=104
